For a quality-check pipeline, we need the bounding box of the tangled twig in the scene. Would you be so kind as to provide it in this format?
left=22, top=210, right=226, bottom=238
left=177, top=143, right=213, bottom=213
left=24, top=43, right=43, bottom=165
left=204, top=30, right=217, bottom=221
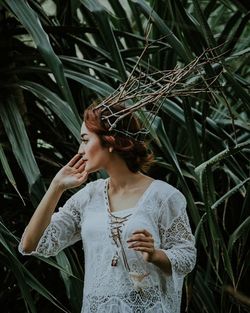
left=95, top=47, right=224, bottom=139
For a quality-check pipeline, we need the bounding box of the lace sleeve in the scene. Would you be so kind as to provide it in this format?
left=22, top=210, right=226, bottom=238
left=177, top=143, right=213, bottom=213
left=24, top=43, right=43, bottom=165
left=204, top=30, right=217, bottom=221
left=159, top=190, right=196, bottom=276
left=18, top=183, right=92, bottom=258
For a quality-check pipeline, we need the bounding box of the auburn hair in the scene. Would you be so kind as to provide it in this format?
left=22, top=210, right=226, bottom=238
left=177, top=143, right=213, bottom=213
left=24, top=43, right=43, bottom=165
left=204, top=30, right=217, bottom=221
left=84, top=104, right=154, bottom=173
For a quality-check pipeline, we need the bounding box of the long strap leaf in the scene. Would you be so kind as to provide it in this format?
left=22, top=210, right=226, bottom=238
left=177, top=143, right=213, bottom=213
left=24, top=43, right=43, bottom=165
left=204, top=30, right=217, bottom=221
left=82, top=0, right=127, bottom=81
left=0, top=144, right=25, bottom=205
left=3, top=0, right=80, bottom=122
left=132, top=0, right=192, bottom=62
left=0, top=97, right=46, bottom=205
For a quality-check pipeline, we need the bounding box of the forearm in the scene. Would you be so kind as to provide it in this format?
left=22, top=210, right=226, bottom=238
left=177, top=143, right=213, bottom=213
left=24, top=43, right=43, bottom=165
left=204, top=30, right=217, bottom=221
left=21, top=182, right=64, bottom=253
left=150, top=249, right=172, bottom=275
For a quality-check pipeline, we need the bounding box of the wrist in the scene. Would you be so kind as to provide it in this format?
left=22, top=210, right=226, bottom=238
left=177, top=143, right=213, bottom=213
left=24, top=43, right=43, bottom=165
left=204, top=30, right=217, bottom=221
left=50, top=180, right=65, bottom=194
left=149, top=249, right=172, bottom=275
left=149, top=249, right=161, bottom=264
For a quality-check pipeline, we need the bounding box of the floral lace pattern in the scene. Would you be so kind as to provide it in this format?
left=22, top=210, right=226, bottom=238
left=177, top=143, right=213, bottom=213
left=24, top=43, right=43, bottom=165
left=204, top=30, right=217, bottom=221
left=84, top=287, right=163, bottom=313
left=19, top=178, right=196, bottom=313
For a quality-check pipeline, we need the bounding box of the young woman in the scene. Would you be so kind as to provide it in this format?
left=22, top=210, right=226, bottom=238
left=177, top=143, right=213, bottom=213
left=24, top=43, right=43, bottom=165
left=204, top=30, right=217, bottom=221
left=19, top=104, right=196, bottom=313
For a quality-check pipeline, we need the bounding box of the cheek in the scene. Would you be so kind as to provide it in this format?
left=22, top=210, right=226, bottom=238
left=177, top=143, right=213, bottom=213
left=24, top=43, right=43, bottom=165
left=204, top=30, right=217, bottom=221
left=86, top=142, right=105, bottom=158
left=86, top=145, right=96, bottom=156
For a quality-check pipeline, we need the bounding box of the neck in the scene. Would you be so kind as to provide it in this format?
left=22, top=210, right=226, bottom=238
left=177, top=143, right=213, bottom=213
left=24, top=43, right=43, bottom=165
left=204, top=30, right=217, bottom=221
left=105, top=156, right=144, bottom=191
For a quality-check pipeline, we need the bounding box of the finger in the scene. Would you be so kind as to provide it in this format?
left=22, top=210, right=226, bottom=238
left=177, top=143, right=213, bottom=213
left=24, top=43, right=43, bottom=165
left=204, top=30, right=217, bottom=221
left=79, top=171, right=88, bottom=180
left=75, top=171, right=87, bottom=178
left=133, top=246, right=154, bottom=253
left=128, top=241, right=153, bottom=248
left=76, top=170, right=88, bottom=178
left=133, top=247, right=154, bottom=259
left=74, top=158, right=85, bottom=169
left=67, top=154, right=81, bottom=167
left=77, top=163, right=86, bottom=173
left=127, top=234, right=154, bottom=243
left=76, top=172, right=88, bottom=184
left=132, top=229, right=152, bottom=237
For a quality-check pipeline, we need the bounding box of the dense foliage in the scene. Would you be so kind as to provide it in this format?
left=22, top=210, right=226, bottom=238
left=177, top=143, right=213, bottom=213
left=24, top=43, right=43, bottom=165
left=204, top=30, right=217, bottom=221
left=0, top=0, right=249, bottom=312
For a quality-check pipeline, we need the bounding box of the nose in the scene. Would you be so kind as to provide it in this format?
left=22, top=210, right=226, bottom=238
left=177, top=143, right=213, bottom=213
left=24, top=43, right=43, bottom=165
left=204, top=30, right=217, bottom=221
left=78, top=142, right=85, bottom=155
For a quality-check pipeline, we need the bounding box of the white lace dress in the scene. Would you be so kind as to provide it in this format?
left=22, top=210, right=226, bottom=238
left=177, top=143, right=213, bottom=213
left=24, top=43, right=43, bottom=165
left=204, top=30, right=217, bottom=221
left=19, top=178, right=196, bottom=313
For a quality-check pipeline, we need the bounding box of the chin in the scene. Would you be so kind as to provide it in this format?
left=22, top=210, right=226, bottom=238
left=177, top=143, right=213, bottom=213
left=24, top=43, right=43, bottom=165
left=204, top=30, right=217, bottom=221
left=85, top=165, right=97, bottom=174
left=87, top=165, right=103, bottom=174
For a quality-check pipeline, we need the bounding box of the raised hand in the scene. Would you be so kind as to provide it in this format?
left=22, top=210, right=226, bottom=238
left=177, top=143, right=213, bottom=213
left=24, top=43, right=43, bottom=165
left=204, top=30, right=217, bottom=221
left=127, top=229, right=156, bottom=262
left=52, top=154, right=88, bottom=191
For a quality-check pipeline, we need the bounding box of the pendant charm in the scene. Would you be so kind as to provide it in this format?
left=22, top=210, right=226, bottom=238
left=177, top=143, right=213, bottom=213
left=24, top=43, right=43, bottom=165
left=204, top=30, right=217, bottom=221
left=111, top=254, right=119, bottom=267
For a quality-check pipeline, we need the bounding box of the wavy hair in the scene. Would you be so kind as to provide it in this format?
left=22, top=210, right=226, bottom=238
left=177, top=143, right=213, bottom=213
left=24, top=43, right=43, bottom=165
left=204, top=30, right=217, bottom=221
left=84, top=104, right=154, bottom=173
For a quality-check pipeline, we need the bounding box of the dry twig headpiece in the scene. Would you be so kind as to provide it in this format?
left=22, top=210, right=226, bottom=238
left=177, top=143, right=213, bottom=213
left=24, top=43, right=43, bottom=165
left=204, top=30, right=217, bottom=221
left=94, top=47, right=223, bottom=141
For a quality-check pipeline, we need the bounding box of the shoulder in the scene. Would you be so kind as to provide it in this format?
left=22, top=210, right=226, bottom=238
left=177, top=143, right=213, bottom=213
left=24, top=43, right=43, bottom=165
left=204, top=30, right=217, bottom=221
left=152, top=180, right=186, bottom=213
left=153, top=179, right=185, bottom=200
left=69, top=178, right=106, bottom=202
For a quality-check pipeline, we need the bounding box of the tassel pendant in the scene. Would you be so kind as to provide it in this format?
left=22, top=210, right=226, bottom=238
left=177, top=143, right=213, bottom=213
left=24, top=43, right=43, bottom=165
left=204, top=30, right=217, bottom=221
left=111, top=253, right=119, bottom=267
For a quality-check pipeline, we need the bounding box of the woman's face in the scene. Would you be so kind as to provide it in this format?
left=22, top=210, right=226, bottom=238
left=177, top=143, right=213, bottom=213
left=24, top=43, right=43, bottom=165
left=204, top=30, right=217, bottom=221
left=78, top=122, right=110, bottom=173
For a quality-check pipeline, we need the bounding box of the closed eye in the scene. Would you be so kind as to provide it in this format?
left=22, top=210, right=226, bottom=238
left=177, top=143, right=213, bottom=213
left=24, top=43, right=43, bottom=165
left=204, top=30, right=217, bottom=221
left=81, top=139, right=89, bottom=144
